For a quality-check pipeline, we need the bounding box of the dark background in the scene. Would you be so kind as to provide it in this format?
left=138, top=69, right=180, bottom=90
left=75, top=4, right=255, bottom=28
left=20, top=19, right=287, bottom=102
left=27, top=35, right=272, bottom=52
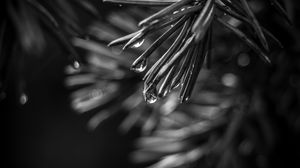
left=2, top=2, right=138, bottom=168
left=3, top=44, right=138, bottom=168
left=2, top=1, right=300, bottom=168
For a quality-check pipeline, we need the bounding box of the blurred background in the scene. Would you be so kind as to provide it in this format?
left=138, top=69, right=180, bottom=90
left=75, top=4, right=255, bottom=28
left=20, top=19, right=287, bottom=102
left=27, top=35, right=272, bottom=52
left=1, top=0, right=300, bottom=168
left=2, top=1, right=138, bottom=168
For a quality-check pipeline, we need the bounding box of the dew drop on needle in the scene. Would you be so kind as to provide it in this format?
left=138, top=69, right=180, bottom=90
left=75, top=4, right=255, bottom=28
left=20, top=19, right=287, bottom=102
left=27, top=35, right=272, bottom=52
left=143, top=88, right=158, bottom=104
left=131, top=39, right=144, bottom=48
left=131, top=58, right=147, bottom=73
left=73, top=61, right=80, bottom=69
left=20, top=93, right=28, bottom=105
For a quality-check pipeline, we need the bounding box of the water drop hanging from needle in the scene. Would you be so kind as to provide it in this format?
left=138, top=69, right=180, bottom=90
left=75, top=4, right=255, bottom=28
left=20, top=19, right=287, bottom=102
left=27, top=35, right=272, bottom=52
left=73, top=61, right=80, bottom=69
left=131, top=39, right=144, bottom=48
left=131, top=58, right=147, bottom=73
left=143, top=88, right=158, bottom=104
left=20, top=93, right=28, bottom=105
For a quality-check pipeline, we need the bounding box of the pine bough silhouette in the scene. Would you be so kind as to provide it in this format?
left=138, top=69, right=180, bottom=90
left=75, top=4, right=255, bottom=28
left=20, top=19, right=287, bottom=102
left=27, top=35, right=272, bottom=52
left=1, top=0, right=297, bottom=168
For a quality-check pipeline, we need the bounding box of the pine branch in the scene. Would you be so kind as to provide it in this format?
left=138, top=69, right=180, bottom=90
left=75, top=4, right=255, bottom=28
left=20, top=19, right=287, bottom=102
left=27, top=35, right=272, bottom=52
left=103, top=0, right=288, bottom=103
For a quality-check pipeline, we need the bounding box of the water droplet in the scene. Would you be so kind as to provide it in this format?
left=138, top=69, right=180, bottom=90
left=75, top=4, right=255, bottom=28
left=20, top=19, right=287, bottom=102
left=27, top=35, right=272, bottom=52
left=179, top=92, right=191, bottom=103
left=143, top=87, right=158, bottom=104
left=131, top=39, right=144, bottom=48
left=222, top=73, right=238, bottom=87
left=146, top=95, right=157, bottom=104
left=131, top=58, right=147, bottom=73
left=170, top=24, right=174, bottom=27
left=73, top=61, right=80, bottom=69
left=181, top=95, right=190, bottom=103
left=173, top=11, right=179, bottom=14
left=20, top=93, right=28, bottom=105
left=181, top=8, right=185, bottom=11
left=118, top=4, right=123, bottom=7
